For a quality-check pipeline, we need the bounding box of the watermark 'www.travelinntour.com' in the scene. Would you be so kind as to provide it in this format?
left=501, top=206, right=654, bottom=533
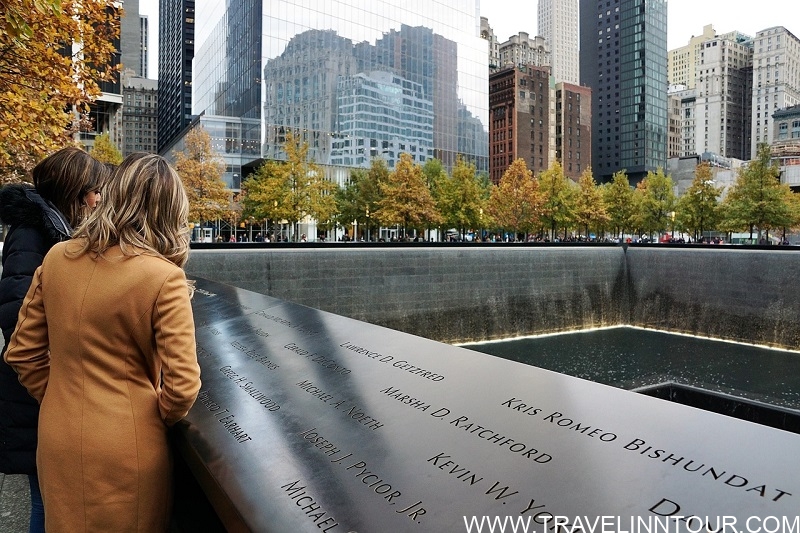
left=461, top=514, right=800, bottom=533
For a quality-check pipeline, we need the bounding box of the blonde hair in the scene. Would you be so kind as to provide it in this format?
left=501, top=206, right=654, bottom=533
left=71, top=153, right=190, bottom=268
left=32, top=146, right=109, bottom=227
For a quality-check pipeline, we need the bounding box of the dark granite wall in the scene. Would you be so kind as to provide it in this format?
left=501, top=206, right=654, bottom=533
left=185, top=245, right=627, bottom=343
left=185, top=244, right=800, bottom=349
left=625, top=246, right=800, bottom=349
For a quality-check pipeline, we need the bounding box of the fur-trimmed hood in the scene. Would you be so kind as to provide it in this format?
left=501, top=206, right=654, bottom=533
left=0, top=183, right=72, bottom=242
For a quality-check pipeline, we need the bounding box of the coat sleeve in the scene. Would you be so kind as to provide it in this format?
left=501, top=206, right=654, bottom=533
left=0, top=226, right=50, bottom=350
left=3, top=265, right=50, bottom=403
left=154, top=268, right=201, bottom=426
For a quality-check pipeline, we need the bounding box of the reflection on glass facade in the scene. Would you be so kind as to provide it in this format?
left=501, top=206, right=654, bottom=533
left=193, top=0, right=488, bottom=180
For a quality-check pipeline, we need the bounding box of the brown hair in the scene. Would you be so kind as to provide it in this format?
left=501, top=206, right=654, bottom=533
left=70, top=153, right=191, bottom=268
left=32, top=146, right=108, bottom=227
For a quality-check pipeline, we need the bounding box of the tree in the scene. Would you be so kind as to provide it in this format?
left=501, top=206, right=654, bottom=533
left=89, top=132, right=123, bottom=166
left=538, top=160, right=577, bottom=240
left=374, top=153, right=442, bottom=237
left=334, top=159, right=384, bottom=240
left=603, top=170, right=637, bottom=238
left=574, top=167, right=609, bottom=239
left=635, top=168, right=676, bottom=240
left=720, top=143, right=789, bottom=242
left=435, top=156, right=487, bottom=238
left=0, top=0, right=121, bottom=179
left=173, top=126, right=232, bottom=224
left=674, top=162, right=722, bottom=242
left=280, top=132, right=337, bottom=240
left=248, top=131, right=337, bottom=241
left=486, top=158, right=542, bottom=240
left=241, top=160, right=293, bottom=237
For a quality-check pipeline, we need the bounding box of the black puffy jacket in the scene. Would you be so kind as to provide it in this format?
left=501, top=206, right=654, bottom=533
left=0, top=183, right=71, bottom=474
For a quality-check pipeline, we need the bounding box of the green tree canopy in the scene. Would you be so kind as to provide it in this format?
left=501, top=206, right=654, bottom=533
left=262, top=131, right=337, bottom=240
left=487, top=158, right=542, bottom=238
left=573, top=167, right=608, bottom=239
left=603, top=170, right=637, bottom=238
left=89, top=132, right=123, bottom=166
left=720, top=144, right=793, bottom=241
left=241, top=159, right=293, bottom=224
left=635, top=168, right=676, bottom=239
left=173, top=126, right=232, bottom=223
left=334, top=158, right=385, bottom=239
left=374, top=153, right=442, bottom=235
left=674, top=162, right=722, bottom=241
left=435, top=156, right=487, bottom=237
left=538, top=160, right=577, bottom=240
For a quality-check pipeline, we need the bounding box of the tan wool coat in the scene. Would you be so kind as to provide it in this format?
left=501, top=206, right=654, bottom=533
left=4, top=241, right=202, bottom=532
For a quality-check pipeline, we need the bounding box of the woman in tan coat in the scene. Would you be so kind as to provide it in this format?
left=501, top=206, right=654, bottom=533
left=4, top=153, right=202, bottom=532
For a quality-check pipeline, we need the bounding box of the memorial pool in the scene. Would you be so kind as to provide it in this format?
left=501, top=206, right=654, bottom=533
left=463, top=327, right=800, bottom=426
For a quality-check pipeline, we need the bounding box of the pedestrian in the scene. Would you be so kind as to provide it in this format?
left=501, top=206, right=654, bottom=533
left=0, top=146, right=109, bottom=533
left=4, top=152, right=202, bottom=532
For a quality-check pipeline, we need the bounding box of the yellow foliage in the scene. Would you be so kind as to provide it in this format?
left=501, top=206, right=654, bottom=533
left=0, top=0, right=120, bottom=180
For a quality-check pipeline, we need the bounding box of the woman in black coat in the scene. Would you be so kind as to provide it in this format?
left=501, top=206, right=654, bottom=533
left=0, top=147, right=108, bottom=533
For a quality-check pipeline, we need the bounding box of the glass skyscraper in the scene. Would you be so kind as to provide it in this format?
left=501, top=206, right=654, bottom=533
left=157, top=0, right=195, bottom=154
left=193, top=0, right=488, bottom=185
left=579, top=0, right=668, bottom=182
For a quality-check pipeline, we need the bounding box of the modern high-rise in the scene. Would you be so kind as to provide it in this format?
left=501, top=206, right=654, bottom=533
left=579, top=0, right=668, bottom=183
left=140, top=14, right=149, bottom=78
left=191, top=0, right=489, bottom=185
left=751, top=27, right=800, bottom=156
left=157, top=0, right=195, bottom=154
left=538, top=0, right=579, bottom=84
left=119, top=0, right=141, bottom=76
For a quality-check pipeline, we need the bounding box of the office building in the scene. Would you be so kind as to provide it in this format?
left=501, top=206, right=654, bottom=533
left=555, top=82, right=591, bottom=180
left=538, top=0, right=579, bottom=84
left=157, top=0, right=194, bottom=153
left=140, top=14, right=149, bottom=78
left=695, top=36, right=753, bottom=160
left=489, top=65, right=551, bottom=183
left=121, top=69, right=158, bottom=156
left=497, top=32, right=550, bottom=72
left=579, top=0, right=668, bottom=183
left=119, top=0, right=142, bottom=76
left=668, top=90, right=682, bottom=158
left=480, top=17, right=502, bottom=72
left=80, top=4, right=123, bottom=150
left=751, top=27, right=800, bottom=155
left=771, top=105, right=800, bottom=189
left=667, top=85, right=697, bottom=158
left=668, top=25, right=717, bottom=88
left=191, top=0, right=489, bottom=186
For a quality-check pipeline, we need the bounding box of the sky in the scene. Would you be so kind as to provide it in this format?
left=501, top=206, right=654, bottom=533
left=139, top=0, right=800, bottom=80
